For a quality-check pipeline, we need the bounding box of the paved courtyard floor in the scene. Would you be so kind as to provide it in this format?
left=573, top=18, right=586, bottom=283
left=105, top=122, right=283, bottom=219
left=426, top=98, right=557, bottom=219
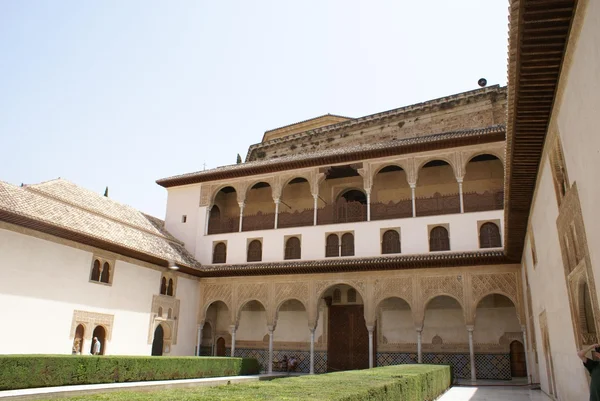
left=439, top=385, right=552, bottom=401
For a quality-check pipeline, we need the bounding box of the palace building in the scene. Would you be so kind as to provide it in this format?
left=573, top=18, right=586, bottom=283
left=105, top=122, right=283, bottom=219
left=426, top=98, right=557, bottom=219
left=0, top=0, right=597, bottom=400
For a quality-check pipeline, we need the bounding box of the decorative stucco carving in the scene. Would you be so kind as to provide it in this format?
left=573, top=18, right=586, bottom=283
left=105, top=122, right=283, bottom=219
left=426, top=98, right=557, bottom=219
left=420, top=275, right=464, bottom=306
left=471, top=272, right=519, bottom=307
left=71, top=310, right=114, bottom=341
left=373, top=277, right=413, bottom=308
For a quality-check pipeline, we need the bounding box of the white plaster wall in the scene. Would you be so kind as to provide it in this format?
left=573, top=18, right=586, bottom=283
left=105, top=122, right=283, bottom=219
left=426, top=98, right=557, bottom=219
left=473, top=307, right=521, bottom=344
left=555, top=0, right=600, bottom=322
left=274, top=310, right=310, bottom=342
left=164, top=184, right=202, bottom=256
left=0, top=227, right=197, bottom=356
left=422, top=308, right=468, bottom=344
left=380, top=309, right=415, bottom=343
left=237, top=310, right=268, bottom=341
left=196, top=208, right=504, bottom=264
left=525, top=161, right=588, bottom=399
left=169, top=274, right=200, bottom=356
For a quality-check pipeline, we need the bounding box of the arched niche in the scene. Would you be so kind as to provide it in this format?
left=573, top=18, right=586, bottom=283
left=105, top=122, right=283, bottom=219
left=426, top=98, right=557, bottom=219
left=422, top=295, right=466, bottom=344
left=236, top=300, right=268, bottom=342
left=463, top=154, right=504, bottom=212
left=376, top=297, right=413, bottom=346
left=415, top=160, right=460, bottom=216
left=243, top=182, right=275, bottom=231
left=273, top=299, right=309, bottom=343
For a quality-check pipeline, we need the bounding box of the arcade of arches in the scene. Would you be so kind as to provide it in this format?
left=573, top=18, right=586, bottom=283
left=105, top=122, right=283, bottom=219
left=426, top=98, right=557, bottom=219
left=202, top=144, right=505, bottom=234
left=198, top=265, right=526, bottom=379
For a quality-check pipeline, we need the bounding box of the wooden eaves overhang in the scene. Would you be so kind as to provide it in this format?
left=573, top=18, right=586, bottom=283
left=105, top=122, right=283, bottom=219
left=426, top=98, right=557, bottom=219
left=504, top=0, right=577, bottom=261
left=157, top=125, right=505, bottom=188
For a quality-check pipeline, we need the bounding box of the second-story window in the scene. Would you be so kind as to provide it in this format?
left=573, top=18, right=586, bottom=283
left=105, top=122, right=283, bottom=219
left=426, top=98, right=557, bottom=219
left=326, top=234, right=339, bottom=257
left=247, top=239, right=262, bottom=262
left=479, top=222, right=501, bottom=248
left=90, top=257, right=112, bottom=285
left=341, top=233, right=355, bottom=256
left=429, top=226, right=450, bottom=252
left=213, top=242, right=227, bottom=264
left=284, top=237, right=301, bottom=260
left=382, top=230, right=401, bottom=254
left=160, top=277, right=167, bottom=295
left=167, top=278, right=174, bottom=296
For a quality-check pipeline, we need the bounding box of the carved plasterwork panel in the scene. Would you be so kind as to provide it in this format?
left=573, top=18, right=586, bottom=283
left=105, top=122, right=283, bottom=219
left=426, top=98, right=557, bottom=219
left=414, top=152, right=459, bottom=182
left=314, top=279, right=366, bottom=300
left=460, top=143, right=506, bottom=177
left=471, top=272, right=519, bottom=308
left=148, top=295, right=180, bottom=344
left=373, top=277, right=413, bottom=308
left=71, top=310, right=114, bottom=341
left=420, top=275, right=464, bottom=306
left=236, top=282, right=269, bottom=313
left=201, top=283, right=233, bottom=321
left=274, top=282, right=309, bottom=309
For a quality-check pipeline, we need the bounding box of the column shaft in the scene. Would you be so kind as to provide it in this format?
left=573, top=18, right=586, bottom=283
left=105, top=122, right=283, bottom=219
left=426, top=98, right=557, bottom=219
left=197, top=324, right=203, bottom=356
left=230, top=327, right=236, bottom=357
left=366, top=193, right=371, bottom=221
left=468, top=328, right=476, bottom=381
left=313, top=194, right=318, bottom=226
left=274, top=199, right=280, bottom=229
left=522, top=327, right=531, bottom=384
left=368, top=326, right=374, bottom=368
left=417, top=330, right=422, bottom=363
left=204, top=207, right=211, bottom=235
left=458, top=181, right=464, bottom=213
left=410, top=185, right=416, bottom=217
left=309, top=329, right=315, bottom=374
left=268, top=329, right=274, bottom=374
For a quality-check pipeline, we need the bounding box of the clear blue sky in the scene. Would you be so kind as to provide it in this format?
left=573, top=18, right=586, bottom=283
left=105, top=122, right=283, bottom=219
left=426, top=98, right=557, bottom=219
left=0, top=1, right=508, bottom=218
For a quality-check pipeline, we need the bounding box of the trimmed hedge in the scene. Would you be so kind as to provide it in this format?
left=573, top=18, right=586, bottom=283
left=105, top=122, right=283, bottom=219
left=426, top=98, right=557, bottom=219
left=40, top=364, right=451, bottom=400
left=0, top=355, right=259, bottom=390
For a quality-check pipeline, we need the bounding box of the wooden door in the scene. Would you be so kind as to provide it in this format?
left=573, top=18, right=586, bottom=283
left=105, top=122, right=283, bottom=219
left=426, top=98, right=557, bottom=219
left=328, top=305, right=370, bottom=371
left=510, top=340, right=527, bottom=377
left=216, top=337, right=226, bottom=356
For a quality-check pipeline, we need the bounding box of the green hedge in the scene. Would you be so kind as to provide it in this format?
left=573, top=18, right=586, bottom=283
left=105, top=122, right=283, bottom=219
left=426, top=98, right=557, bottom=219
left=0, top=355, right=259, bottom=390
left=41, top=364, right=451, bottom=400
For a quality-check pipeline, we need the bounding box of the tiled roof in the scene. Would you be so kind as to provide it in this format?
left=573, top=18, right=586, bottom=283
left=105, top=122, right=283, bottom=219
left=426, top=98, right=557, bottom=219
left=198, top=250, right=510, bottom=277
left=0, top=179, right=200, bottom=270
left=157, top=124, right=506, bottom=187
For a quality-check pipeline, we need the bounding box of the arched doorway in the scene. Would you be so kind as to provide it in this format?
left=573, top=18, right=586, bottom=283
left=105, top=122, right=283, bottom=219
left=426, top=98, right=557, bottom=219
left=151, top=324, right=164, bottom=356
left=510, top=340, right=527, bottom=377
left=322, top=284, right=370, bottom=371
left=216, top=337, right=226, bottom=356
left=72, top=324, right=84, bottom=355
left=90, top=326, right=106, bottom=355
left=200, top=322, right=213, bottom=356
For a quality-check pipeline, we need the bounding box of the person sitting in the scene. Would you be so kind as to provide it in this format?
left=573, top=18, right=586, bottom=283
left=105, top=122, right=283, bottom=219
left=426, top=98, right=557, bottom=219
left=280, top=355, right=288, bottom=372
left=287, top=355, right=298, bottom=374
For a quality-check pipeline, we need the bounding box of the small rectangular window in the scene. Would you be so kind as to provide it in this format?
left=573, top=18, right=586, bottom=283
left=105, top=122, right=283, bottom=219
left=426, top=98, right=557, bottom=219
left=182, top=215, right=187, bottom=223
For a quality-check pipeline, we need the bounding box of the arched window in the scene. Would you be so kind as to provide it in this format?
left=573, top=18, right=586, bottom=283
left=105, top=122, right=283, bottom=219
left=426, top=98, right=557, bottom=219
left=326, top=234, right=339, bottom=257
left=247, top=240, right=262, bottom=262
left=429, top=226, right=450, bottom=252
left=284, top=237, right=301, bottom=260
left=382, top=230, right=401, bottom=254
left=91, top=260, right=100, bottom=282
left=333, top=289, right=341, bottom=304
left=341, top=233, right=354, bottom=256
left=212, top=242, right=227, bottom=264
left=158, top=307, right=163, bottom=317
left=160, top=277, right=167, bottom=295
left=167, top=308, right=173, bottom=319
left=207, top=205, right=221, bottom=234
left=347, top=288, right=357, bottom=303
left=480, top=222, right=501, bottom=248
left=100, top=262, right=110, bottom=283
left=167, top=279, right=174, bottom=296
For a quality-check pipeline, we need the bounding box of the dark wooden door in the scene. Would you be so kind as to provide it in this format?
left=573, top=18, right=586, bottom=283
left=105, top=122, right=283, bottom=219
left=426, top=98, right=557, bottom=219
left=510, top=340, right=527, bottom=377
left=328, top=305, right=370, bottom=371
left=151, top=325, right=164, bottom=356
left=216, top=337, right=226, bottom=356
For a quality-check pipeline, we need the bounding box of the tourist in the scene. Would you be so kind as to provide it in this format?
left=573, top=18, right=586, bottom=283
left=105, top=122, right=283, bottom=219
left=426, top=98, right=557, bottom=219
left=577, top=343, right=600, bottom=401
left=92, top=337, right=101, bottom=355
left=288, top=356, right=298, bottom=373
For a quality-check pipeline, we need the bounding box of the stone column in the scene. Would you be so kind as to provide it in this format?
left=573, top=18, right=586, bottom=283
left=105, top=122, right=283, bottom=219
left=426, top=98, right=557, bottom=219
left=458, top=178, right=464, bottom=213
left=313, top=194, right=319, bottom=226
left=273, top=198, right=280, bottom=229
left=367, top=325, right=374, bottom=368
left=366, top=191, right=371, bottom=221
left=410, top=184, right=416, bottom=217
left=467, top=326, right=476, bottom=381
left=238, top=202, right=245, bottom=232
left=417, top=329, right=423, bottom=363
left=268, top=326, right=274, bottom=374
left=230, top=326, right=237, bottom=357
left=197, top=323, right=203, bottom=356
left=309, top=328, right=315, bottom=374
left=522, top=325, right=531, bottom=384
left=204, top=206, right=212, bottom=235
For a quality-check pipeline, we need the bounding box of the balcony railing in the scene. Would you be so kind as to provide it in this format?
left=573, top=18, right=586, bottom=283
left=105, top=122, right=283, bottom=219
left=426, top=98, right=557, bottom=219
left=317, top=199, right=367, bottom=225
left=207, top=216, right=239, bottom=234
left=371, top=199, right=413, bottom=220
left=242, top=212, right=275, bottom=232
left=463, top=190, right=504, bottom=213
left=278, top=208, right=313, bottom=228
left=206, top=191, right=504, bottom=234
left=415, top=193, right=460, bottom=217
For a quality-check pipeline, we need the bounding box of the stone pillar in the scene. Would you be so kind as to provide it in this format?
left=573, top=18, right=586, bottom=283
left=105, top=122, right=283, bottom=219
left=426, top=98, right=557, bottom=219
left=410, top=184, right=416, bottom=217
left=522, top=325, right=531, bottom=384
left=366, top=192, right=371, bottom=222
left=230, top=326, right=237, bottom=357
left=458, top=178, right=464, bottom=213
left=197, top=323, right=203, bottom=356
left=367, top=325, right=374, bottom=368
left=309, top=328, right=315, bottom=374
left=204, top=206, right=211, bottom=235
left=417, top=328, right=422, bottom=363
left=268, top=326, right=274, bottom=374
left=313, top=194, right=318, bottom=226
left=467, top=326, right=476, bottom=381
left=274, top=198, right=280, bottom=229
left=238, top=202, right=245, bottom=232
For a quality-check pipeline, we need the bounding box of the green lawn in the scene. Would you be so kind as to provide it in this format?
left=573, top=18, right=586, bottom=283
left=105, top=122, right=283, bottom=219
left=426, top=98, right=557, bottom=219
left=45, top=365, right=451, bottom=401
